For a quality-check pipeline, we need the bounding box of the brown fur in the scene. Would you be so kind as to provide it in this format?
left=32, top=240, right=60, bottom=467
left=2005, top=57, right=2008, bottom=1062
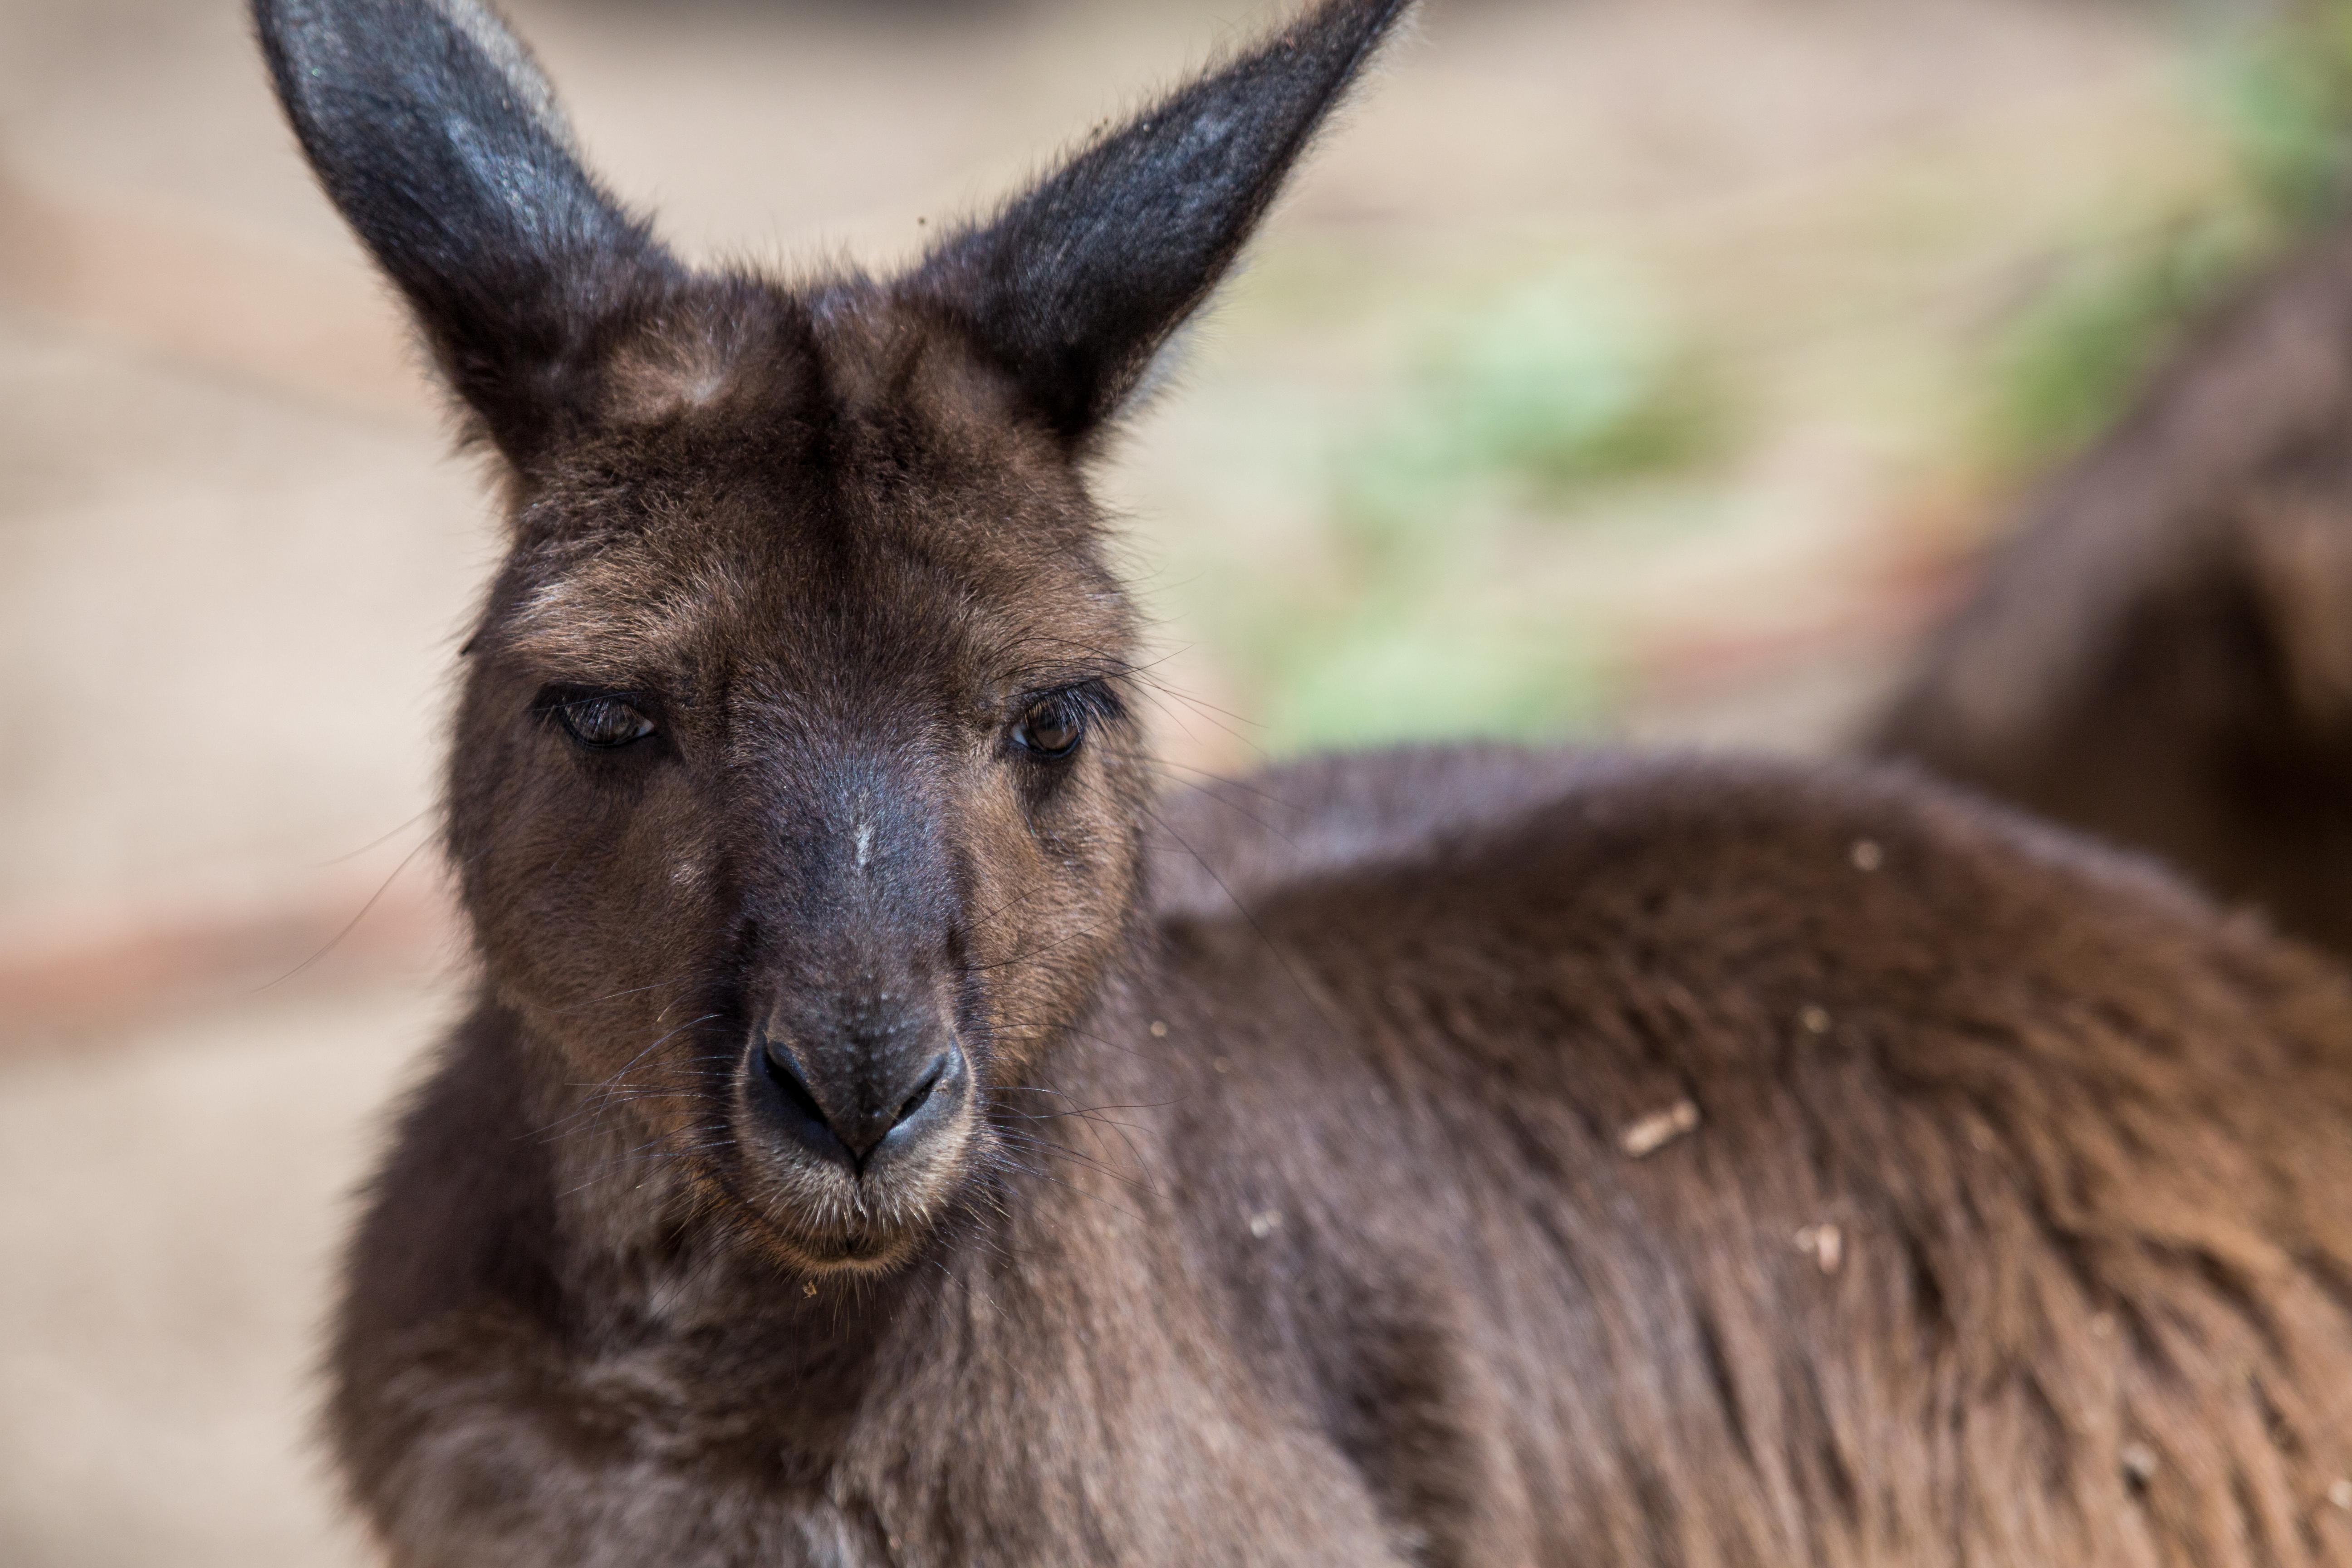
left=1877, top=224, right=2352, bottom=961
left=257, top=1, right=2352, bottom=1562
left=340, top=745, right=2352, bottom=1565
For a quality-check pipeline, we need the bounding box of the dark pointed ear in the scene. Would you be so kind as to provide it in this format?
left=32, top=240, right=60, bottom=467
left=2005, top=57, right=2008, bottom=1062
left=252, top=0, right=683, bottom=465
left=905, top=0, right=1414, bottom=450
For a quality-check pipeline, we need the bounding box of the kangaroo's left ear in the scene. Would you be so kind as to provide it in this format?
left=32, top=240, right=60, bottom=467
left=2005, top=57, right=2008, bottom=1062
left=904, top=0, right=1415, bottom=452
left=253, top=0, right=685, bottom=467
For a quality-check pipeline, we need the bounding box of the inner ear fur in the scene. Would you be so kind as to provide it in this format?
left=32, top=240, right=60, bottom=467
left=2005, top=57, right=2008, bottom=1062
left=253, top=0, right=685, bottom=466
left=257, top=0, right=1414, bottom=468
left=903, top=0, right=1416, bottom=451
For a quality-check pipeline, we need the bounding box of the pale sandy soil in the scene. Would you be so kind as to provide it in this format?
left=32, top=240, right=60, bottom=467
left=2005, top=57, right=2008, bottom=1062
left=0, top=0, right=2233, bottom=1560
left=0, top=983, right=449, bottom=1568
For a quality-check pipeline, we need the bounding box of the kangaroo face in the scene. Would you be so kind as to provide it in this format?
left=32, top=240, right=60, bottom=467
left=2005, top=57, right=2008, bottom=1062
left=445, top=299, right=1148, bottom=1269
left=256, top=0, right=1412, bottom=1273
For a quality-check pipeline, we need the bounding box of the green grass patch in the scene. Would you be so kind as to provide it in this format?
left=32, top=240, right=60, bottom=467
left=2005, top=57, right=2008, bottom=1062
left=1210, top=266, right=1736, bottom=755
left=1980, top=211, right=2266, bottom=474
left=1979, top=0, right=2352, bottom=476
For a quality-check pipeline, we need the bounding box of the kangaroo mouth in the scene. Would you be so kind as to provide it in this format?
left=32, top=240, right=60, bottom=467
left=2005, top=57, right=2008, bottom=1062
left=728, top=1043, right=980, bottom=1275
left=760, top=1199, right=941, bottom=1276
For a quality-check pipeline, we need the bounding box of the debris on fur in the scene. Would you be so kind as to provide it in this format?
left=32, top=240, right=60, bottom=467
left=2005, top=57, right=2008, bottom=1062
left=1794, top=1223, right=1843, bottom=1274
left=1851, top=839, right=1884, bottom=872
left=1620, top=1099, right=1700, bottom=1158
left=1798, top=1004, right=1832, bottom=1034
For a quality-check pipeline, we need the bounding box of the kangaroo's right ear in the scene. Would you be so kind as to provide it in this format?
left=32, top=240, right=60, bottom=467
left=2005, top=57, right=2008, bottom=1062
left=253, top=0, right=682, bottom=465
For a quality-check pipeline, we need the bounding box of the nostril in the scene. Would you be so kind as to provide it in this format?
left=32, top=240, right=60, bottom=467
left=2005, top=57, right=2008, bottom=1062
left=760, top=1041, right=848, bottom=1155
left=754, top=1036, right=963, bottom=1169
left=890, top=1059, right=946, bottom=1131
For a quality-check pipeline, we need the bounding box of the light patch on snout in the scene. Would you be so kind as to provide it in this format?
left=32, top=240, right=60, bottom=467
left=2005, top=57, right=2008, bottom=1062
left=855, top=822, right=875, bottom=872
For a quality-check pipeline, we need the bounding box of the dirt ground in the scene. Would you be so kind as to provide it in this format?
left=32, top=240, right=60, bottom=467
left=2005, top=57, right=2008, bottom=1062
left=0, top=0, right=2227, bottom=1561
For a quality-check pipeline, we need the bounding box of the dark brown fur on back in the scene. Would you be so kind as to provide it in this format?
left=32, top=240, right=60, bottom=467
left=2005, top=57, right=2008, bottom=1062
left=338, top=751, right=2352, bottom=1564
left=255, top=1, right=2352, bottom=1562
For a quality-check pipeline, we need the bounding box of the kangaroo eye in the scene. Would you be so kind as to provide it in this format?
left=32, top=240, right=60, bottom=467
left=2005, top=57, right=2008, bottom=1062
left=1012, top=696, right=1085, bottom=760
left=554, top=695, right=656, bottom=750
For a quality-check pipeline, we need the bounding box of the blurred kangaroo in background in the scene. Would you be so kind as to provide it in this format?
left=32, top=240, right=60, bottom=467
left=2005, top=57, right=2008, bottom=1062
left=1877, top=228, right=2352, bottom=961
left=258, top=0, right=2352, bottom=1562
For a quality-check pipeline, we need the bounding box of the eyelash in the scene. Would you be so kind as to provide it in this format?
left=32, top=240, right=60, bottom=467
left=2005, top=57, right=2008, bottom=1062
left=536, top=688, right=657, bottom=750
left=1009, top=682, right=1121, bottom=760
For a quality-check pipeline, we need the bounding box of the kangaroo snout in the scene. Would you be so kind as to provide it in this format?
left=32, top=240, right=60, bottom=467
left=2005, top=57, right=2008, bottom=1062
left=755, top=1025, right=966, bottom=1172
left=735, top=976, right=979, bottom=1268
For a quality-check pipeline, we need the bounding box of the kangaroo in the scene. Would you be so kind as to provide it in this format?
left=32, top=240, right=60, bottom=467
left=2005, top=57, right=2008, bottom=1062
left=259, top=1, right=2352, bottom=1563
left=1877, top=225, right=2352, bottom=964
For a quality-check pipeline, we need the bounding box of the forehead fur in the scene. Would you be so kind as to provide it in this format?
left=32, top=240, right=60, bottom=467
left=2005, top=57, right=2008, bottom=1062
left=484, top=280, right=1134, bottom=691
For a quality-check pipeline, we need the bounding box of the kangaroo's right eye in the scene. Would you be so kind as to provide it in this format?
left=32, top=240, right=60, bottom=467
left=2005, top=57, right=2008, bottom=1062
left=548, top=694, right=656, bottom=750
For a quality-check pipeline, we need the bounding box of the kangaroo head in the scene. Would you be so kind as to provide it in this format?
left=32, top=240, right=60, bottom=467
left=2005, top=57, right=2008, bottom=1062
left=256, top=0, right=1412, bottom=1272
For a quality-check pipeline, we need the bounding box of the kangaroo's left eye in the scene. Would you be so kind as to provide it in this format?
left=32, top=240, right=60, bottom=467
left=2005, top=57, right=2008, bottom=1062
left=1012, top=695, right=1085, bottom=760
left=555, top=696, right=656, bottom=750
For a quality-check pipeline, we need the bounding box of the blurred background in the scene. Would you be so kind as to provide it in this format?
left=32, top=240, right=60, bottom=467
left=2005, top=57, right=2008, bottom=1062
left=5, top=0, right=2351, bottom=1560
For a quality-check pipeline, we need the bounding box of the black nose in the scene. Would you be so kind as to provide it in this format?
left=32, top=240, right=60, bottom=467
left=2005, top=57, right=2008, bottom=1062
left=757, top=1035, right=964, bottom=1170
